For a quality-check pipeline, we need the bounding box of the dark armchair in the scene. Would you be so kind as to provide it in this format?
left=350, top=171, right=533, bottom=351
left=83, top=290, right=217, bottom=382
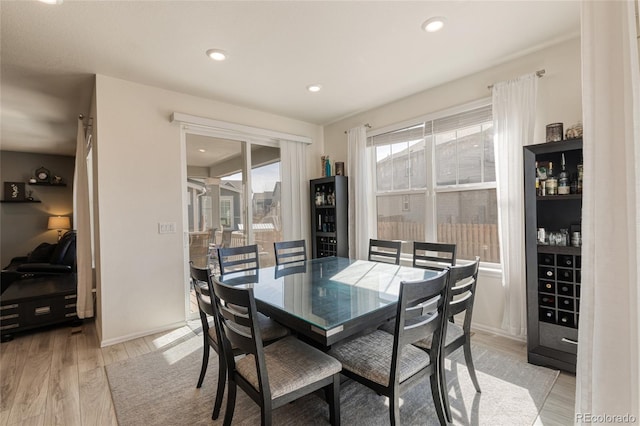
left=2, top=230, right=76, bottom=294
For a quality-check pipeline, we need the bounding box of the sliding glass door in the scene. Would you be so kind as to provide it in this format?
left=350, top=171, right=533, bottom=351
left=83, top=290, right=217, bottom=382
left=185, top=135, right=282, bottom=314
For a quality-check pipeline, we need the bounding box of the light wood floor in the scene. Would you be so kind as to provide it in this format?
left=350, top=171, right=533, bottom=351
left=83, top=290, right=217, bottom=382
left=0, top=320, right=575, bottom=425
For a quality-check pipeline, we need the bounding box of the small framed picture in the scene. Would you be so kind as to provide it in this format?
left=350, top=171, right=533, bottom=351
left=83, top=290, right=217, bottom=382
left=4, top=182, right=25, bottom=201
left=335, top=162, right=345, bottom=176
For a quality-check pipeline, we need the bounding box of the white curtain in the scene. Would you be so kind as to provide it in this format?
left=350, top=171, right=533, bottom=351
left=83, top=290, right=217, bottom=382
left=576, top=1, right=640, bottom=422
left=73, top=117, right=94, bottom=319
left=492, top=73, right=538, bottom=338
left=347, top=125, right=375, bottom=260
left=280, top=139, right=309, bottom=242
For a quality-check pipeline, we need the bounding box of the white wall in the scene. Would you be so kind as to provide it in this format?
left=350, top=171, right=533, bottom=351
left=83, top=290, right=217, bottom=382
left=94, top=75, right=323, bottom=345
left=323, top=37, right=583, bottom=335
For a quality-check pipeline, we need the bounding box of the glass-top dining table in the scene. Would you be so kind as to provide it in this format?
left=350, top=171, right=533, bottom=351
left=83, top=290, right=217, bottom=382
left=216, top=256, right=439, bottom=347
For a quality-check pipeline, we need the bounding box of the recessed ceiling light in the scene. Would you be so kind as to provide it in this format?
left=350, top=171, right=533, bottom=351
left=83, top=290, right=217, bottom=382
left=307, top=84, right=322, bottom=93
left=198, top=149, right=206, bottom=153
left=39, top=0, right=63, bottom=4
left=206, top=49, right=227, bottom=61
left=422, top=17, right=446, bottom=33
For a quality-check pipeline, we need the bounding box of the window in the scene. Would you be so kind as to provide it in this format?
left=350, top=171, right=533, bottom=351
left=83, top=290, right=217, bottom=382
left=370, top=103, right=500, bottom=264
left=220, top=197, right=233, bottom=227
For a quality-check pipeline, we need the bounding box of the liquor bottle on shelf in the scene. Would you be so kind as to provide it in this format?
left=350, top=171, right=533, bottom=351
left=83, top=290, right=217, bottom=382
left=546, top=161, right=557, bottom=195
left=538, top=162, right=548, bottom=196
left=558, top=154, right=570, bottom=195
left=327, top=187, right=335, bottom=206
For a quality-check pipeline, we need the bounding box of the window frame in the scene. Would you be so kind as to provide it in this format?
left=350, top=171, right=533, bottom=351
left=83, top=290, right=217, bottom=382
left=369, top=98, right=500, bottom=267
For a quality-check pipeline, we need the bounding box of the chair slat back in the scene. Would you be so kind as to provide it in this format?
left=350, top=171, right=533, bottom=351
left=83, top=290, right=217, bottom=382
left=413, top=241, right=456, bottom=270
left=368, top=239, right=402, bottom=265
left=447, top=257, right=480, bottom=320
left=211, top=277, right=261, bottom=355
left=218, top=244, right=259, bottom=274
left=394, top=270, right=449, bottom=348
left=190, top=265, right=215, bottom=317
left=274, top=240, right=307, bottom=265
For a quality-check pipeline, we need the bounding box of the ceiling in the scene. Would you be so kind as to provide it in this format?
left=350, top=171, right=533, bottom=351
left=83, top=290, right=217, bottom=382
left=0, top=1, right=580, bottom=157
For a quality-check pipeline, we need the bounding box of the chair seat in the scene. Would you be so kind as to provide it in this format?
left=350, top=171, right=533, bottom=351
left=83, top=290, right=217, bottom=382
left=236, top=336, right=342, bottom=399
left=329, top=330, right=431, bottom=387
left=255, top=312, right=290, bottom=342
left=414, top=322, right=464, bottom=350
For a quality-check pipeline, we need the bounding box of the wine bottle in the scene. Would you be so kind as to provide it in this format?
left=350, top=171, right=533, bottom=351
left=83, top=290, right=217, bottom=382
left=558, top=153, right=570, bottom=195
left=546, top=161, right=558, bottom=195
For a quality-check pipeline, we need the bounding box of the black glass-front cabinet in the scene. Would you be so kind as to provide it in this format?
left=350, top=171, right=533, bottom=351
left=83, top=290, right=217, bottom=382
left=310, top=176, right=348, bottom=258
left=524, top=138, right=582, bottom=373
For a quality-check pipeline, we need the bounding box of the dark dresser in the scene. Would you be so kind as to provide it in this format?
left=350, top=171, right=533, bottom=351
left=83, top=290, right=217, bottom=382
left=1, top=273, right=78, bottom=340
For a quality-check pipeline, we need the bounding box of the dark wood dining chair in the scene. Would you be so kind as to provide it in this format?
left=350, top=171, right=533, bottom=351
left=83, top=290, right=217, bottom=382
left=413, top=241, right=457, bottom=271
left=412, top=256, right=481, bottom=422
left=328, top=269, right=451, bottom=426
left=368, top=239, right=402, bottom=265
left=211, top=277, right=342, bottom=426
left=218, top=244, right=259, bottom=274
left=273, top=240, right=307, bottom=265
left=189, top=263, right=288, bottom=420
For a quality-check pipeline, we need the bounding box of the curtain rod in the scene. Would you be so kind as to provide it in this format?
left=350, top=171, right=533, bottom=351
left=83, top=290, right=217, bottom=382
left=344, top=123, right=372, bottom=134
left=78, top=114, right=93, bottom=124
left=79, top=114, right=93, bottom=138
left=487, top=69, right=545, bottom=90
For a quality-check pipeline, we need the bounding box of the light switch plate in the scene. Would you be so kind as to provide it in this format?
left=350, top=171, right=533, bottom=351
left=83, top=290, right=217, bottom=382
left=158, top=222, right=176, bottom=234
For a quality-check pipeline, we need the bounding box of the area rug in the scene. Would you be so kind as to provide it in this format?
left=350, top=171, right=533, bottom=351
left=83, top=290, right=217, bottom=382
left=105, top=335, right=558, bottom=425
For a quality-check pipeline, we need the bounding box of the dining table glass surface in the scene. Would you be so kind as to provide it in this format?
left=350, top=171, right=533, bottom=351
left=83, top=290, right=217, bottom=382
left=216, top=256, right=439, bottom=343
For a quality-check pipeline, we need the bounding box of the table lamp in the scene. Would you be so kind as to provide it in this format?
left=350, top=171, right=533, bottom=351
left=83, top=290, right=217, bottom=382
left=48, top=216, right=71, bottom=240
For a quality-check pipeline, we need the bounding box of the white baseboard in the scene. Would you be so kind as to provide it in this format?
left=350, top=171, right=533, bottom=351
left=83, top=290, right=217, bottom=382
left=100, top=320, right=188, bottom=348
left=471, top=322, right=527, bottom=343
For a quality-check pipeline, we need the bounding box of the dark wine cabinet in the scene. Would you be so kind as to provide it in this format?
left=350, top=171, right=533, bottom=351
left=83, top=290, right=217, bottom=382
left=310, top=176, right=348, bottom=258
left=524, top=138, right=582, bottom=373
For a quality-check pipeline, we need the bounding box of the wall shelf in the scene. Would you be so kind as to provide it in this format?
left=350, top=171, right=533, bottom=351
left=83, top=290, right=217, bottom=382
left=1, top=200, right=41, bottom=203
left=537, top=245, right=581, bottom=255
left=536, top=194, right=582, bottom=201
left=28, top=182, right=67, bottom=187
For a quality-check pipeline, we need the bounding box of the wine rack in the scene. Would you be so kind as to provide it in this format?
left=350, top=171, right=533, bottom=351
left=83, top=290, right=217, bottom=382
left=310, top=176, right=348, bottom=258
left=537, top=249, right=581, bottom=328
left=524, top=138, right=582, bottom=373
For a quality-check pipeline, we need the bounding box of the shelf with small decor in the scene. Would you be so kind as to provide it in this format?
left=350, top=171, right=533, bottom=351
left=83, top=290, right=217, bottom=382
left=28, top=166, right=66, bottom=186
left=28, top=182, right=67, bottom=187
left=524, top=137, right=583, bottom=373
